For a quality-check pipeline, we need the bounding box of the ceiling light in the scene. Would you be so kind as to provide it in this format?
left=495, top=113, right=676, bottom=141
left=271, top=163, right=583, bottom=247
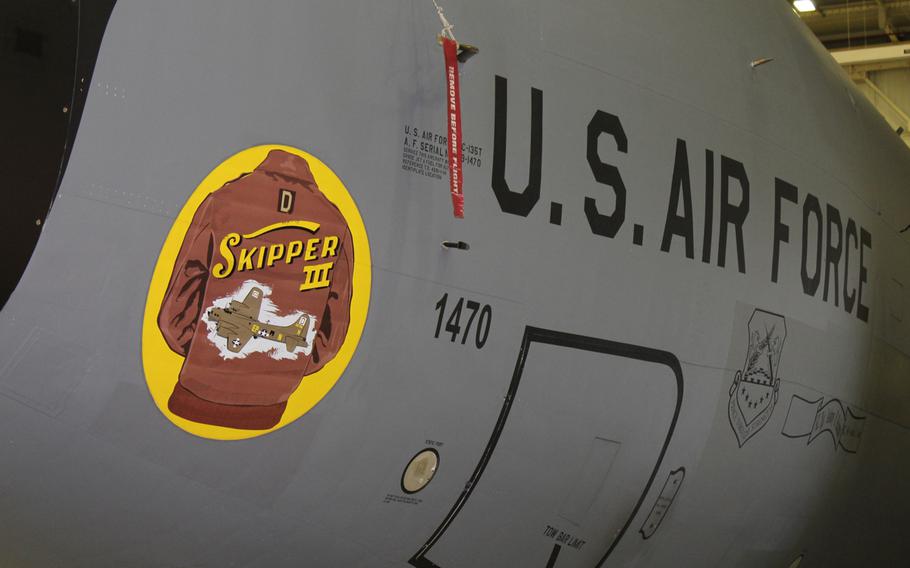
left=793, top=0, right=816, bottom=12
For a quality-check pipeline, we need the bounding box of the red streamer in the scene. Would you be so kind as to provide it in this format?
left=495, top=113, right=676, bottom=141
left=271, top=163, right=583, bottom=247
left=442, top=37, right=464, bottom=218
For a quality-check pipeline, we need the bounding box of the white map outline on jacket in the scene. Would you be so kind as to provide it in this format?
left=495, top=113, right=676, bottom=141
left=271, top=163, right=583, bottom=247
left=202, top=279, right=317, bottom=361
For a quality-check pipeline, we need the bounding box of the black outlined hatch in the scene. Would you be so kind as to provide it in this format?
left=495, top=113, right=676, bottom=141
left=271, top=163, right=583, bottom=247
left=410, top=327, right=683, bottom=568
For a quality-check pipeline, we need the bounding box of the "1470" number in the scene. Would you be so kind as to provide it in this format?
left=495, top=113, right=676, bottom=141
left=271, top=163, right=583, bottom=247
left=433, top=293, right=492, bottom=348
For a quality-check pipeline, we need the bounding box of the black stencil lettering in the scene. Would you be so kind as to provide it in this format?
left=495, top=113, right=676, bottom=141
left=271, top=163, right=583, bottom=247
left=858, top=228, right=871, bottom=322
left=549, top=202, right=562, bottom=225
left=584, top=110, right=627, bottom=238
left=492, top=75, right=542, bottom=217
left=823, top=204, right=843, bottom=306
left=702, top=149, right=715, bottom=264
left=801, top=194, right=823, bottom=297
left=633, top=224, right=644, bottom=246
left=660, top=139, right=694, bottom=259
left=844, top=219, right=858, bottom=314
left=772, top=178, right=798, bottom=284
left=718, top=156, right=749, bottom=273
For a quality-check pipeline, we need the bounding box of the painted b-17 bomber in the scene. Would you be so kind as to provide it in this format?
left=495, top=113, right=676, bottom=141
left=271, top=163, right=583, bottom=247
left=208, top=287, right=313, bottom=353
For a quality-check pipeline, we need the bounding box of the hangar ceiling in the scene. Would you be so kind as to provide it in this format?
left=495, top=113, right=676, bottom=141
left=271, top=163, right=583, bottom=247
left=797, top=0, right=910, bottom=48
left=793, top=0, right=910, bottom=148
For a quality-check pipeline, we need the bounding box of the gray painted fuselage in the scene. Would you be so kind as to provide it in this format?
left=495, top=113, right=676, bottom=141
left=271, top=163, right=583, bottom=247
left=2, top=1, right=909, bottom=567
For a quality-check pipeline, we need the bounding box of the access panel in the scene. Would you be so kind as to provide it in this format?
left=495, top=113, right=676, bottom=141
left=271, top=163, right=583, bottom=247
left=411, top=327, right=682, bottom=568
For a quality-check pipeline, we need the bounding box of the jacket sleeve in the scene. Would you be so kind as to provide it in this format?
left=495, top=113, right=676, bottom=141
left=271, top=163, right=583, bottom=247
left=309, top=226, right=354, bottom=373
left=157, top=195, right=216, bottom=356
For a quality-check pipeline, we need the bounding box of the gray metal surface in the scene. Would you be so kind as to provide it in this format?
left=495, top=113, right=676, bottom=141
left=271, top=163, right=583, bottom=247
left=2, top=1, right=909, bottom=566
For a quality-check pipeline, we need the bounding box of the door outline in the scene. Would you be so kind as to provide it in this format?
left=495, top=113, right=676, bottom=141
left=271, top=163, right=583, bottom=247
left=409, top=326, right=684, bottom=568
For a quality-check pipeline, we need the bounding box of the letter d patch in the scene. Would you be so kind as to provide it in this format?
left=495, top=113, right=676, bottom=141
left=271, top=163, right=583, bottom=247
left=278, top=188, right=296, bottom=213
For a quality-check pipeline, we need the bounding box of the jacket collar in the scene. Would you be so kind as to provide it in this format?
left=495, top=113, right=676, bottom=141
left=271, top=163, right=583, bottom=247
left=257, top=149, right=317, bottom=186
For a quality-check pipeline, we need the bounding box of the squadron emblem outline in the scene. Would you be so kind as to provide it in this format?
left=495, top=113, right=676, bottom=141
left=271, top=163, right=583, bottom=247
left=727, top=308, right=787, bottom=447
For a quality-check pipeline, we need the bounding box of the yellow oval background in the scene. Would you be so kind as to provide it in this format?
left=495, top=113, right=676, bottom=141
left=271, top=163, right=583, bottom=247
left=142, top=145, right=371, bottom=440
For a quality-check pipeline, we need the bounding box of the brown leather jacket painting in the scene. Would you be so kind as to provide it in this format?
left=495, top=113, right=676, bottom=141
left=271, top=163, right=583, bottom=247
left=157, top=150, right=353, bottom=429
